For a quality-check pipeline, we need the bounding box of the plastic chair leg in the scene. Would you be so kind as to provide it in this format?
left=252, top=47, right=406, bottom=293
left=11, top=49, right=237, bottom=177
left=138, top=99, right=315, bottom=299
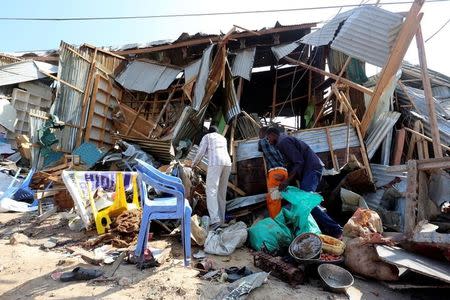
left=183, top=205, right=192, bottom=267
left=135, top=212, right=151, bottom=257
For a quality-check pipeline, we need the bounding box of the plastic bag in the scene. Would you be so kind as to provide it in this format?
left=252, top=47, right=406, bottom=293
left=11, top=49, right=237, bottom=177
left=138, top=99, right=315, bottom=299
left=204, top=221, right=248, bottom=255
left=248, top=216, right=293, bottom=252
left=281, top=186, right=322, bottom=236
left=248, top=187, right=322, bottom=252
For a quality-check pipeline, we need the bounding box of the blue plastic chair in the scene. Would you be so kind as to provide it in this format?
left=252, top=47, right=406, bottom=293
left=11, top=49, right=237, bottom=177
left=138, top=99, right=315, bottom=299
left=134, top=159, right=191, bottom=267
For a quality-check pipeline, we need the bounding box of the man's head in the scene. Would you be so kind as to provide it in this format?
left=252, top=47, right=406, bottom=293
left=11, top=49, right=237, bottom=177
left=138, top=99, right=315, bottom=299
left=208, top=125, right=218, bottom=134
left=266, top=127, right=280, bottom=145
left=259, top=127, right=268, bottom=139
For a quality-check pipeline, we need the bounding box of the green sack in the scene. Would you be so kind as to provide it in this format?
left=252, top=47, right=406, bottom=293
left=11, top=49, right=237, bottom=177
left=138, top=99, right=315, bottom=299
left=248, top=216, right=293, bottom=252
left=281, top=186, right=322, bottom=236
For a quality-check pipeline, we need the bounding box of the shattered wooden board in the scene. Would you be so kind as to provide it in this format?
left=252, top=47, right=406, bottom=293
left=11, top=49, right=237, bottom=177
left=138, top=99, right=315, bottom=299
left=376, top=245, right=450, bottom=284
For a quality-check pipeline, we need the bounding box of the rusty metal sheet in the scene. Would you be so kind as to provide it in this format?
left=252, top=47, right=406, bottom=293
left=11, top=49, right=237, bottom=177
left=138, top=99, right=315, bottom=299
left=376, top=245, right=450, bottom=284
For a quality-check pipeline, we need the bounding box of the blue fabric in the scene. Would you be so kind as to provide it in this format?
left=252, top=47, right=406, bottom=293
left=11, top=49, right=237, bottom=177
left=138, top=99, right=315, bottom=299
left=297, top=166, right=343, bottom=238
left=275, top=134, right=322, bottom=182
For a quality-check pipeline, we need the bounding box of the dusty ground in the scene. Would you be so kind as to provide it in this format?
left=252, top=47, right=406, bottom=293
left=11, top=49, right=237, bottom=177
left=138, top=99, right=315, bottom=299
left=0, top=212, right=441, bottom=300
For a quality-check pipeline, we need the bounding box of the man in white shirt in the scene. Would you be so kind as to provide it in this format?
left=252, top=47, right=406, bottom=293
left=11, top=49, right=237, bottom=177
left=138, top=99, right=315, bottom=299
left=190, top=126, right=231, bottom=229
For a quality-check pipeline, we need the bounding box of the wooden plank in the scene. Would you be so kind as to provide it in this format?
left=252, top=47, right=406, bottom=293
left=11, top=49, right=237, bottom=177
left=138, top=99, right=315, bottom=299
left=104, top=252, right=127, bottom=278
left=376, top=245, right=450, bottom=284
left=325, top=127, right=338, bottom=171
left=125, top=95, right=149, bottom=135
left=387, top=158, right=450, bottom=173
left=148, top=85, right=178, bottom=138
left=360, top=1, right=424, bottom=135
left=392, top=128, right=406, bottom=165
left=37, top=69, right=84, bottom=94
left=271, top=67, right=277, bottom=118
left=355, top=124, right=373, bottom=181
left=404, top=127, right=450, bottom=152
left=227, top=182, right=246, bottom=197
left=283, top=56, right=374, bottom=96
left=415, top=24, right=443, bottom=158
left=84, top=75, right=100, bottom=144
left=114, top=23, right=317, bottom=55
left=76, top=49, right=97, bottom=147
left=405, top=160, right=418, bottom=235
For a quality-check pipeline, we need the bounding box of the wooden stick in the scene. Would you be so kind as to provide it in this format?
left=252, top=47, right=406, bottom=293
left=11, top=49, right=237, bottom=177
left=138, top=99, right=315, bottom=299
left=325, top=127, right=338, bottom=171
left=404, top=127, right=450, bottom=152
left=415, top=24, right=443, bottom=158
left=360, top=1, right=424, bottom=135
left=283, top=56, right=374, bottom=96
left=355, top=124, right=373, bottom=181
left=125, top=95, right=149, bottom=135
left=271, top=67, right=278, bottom=118
left=37, top=69, right=84, bottom=93
left=148, top=85, right=179, bottom=138
left=77, top=49, right=97, bottom=147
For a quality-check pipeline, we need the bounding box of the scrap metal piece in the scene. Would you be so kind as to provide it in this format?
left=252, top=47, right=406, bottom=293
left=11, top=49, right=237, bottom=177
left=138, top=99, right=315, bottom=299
left=253, top=251, right=304, bottom=286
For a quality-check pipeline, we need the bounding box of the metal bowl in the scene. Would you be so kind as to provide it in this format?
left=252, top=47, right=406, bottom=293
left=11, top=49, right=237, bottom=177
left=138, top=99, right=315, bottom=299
left=288, top=233, right=322, bottom=262
left=317, top=264, right=354, bottom=293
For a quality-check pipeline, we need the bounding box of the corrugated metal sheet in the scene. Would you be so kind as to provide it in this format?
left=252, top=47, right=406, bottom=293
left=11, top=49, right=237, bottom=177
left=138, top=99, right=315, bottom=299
left=331, top=6, right=403, bottom=68
left=186, top=144, right=209, bottom=171
left=363, top=164, right=407, bottom=229
left=115, top=134, right=174, bottom=164
left=226, top=194, right=266, bottom=211
left=432, top=86, right=450, bottom=115
left=300, top=9, right=354, bottom=46
left=235, top=124, right=361, bottom=162
left=224, top=63, right=241, bottom=121
left=184, top=59, right=201, bottom=82
left=397, top=85, right=450, bottom=146
left=402, top=62, right=450, bottom=89
left=271, top=41, right=301, bottom=61
left=231, top=47, right=256, bottom=81
left=365, top=111, right=401, bottom=159
left=115, top=60, right=180, bottom=94
left=193, top=45, right=214, bottom=110
left=0, top=60, right=57, bottom=87
left=51, top=42, right=91, bottom=152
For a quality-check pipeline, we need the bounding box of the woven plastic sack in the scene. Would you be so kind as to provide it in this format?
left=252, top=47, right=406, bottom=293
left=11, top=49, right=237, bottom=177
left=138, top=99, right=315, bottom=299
left=281, top=186, right=322, bottom=236
left=248, top=216, right=293, bottom=252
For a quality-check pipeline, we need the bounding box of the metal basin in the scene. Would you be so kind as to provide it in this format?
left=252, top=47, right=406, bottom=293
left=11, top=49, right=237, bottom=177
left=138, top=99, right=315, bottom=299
left=317, top=263, right=354, bottom=293
left=289, top=233, right=322, bottom=262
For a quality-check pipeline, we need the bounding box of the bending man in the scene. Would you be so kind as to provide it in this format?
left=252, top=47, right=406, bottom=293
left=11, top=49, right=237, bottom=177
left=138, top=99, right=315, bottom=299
left=191, top=126, right=231, bottom=230
left=266, top=127, right=343, bottom=238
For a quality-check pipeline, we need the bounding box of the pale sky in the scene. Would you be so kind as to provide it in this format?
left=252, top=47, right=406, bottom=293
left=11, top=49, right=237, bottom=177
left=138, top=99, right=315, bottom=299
left=1, top=0, right=449, bottom=75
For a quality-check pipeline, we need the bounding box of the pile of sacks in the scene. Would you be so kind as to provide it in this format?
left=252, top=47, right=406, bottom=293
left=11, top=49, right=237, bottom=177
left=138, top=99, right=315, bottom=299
left=343, top=208, right=398, bottom=281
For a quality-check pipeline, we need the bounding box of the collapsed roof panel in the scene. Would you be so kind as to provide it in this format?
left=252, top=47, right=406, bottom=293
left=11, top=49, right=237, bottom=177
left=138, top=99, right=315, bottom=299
left=192, top=44, right=214, bottom=110
left=299, top=6, right=403, bottom=68
left=330, top=6, right=403, bottom=68
left=184, top=59, right=201, bottom=82
left=231, top=47, right=256, bottom=81
left=300, top=9, right=354, bottom=46
left=0, top=60, right=57, bottom=87
left=115, top=60, right=181, bottom=94
left=271, top=41, right=302, bottom=61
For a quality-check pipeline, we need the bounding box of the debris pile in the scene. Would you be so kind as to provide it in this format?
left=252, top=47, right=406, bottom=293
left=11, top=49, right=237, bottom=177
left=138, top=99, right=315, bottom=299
left=0, top=0, right=449, bottom=297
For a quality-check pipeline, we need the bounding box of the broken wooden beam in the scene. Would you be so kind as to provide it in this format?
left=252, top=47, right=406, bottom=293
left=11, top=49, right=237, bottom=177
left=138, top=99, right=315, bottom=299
left=415, top=24, right=443, bottom=158
left=387, top=157, right=450, bottom=173
left=360, top=0, right=424, bottom=135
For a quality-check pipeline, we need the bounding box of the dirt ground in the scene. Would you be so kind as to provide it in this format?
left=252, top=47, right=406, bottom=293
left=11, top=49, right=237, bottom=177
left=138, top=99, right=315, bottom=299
left=0, top=212, right=442, bottom=300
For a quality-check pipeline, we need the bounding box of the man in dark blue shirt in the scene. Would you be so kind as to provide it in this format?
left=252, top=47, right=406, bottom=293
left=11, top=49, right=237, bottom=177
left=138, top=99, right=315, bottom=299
left=266, top=127, right=343, bottom=238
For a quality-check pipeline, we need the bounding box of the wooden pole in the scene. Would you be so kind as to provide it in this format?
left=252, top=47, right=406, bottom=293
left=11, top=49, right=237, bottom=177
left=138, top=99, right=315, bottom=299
left=271, top=66, right=278, bottom=118
left=283, top=56, right=374, bottom=96
left=404, top=127, right=450, bottom=152
left=125, top=94, right=149, bottom=136
left=360, top=0, right=424, bottom=135
left=147, top=85, right=178, bottom=138
left=415, top=24, right=443, bottom=158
